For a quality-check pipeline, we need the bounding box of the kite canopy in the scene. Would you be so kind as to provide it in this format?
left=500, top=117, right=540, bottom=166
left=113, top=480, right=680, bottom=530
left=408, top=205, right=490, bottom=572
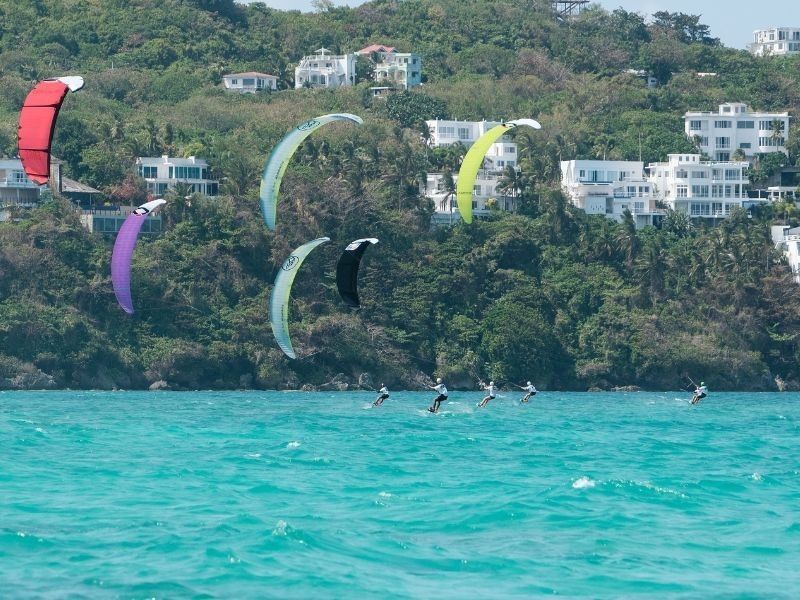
left=18, top=76, right=85, bottom=185
left=270, top=237, right=330, bottom=358
left=111, top=199, right=166, bottom=315
left=336, top=238, right=378, bottom=308
left=455, top=118, right=542, bottom=224
left=259, top=113, right=363, bottom=230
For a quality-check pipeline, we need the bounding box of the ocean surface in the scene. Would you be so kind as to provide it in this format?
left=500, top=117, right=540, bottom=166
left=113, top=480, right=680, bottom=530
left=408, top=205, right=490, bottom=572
left=1, top=391, right=799, bottom=598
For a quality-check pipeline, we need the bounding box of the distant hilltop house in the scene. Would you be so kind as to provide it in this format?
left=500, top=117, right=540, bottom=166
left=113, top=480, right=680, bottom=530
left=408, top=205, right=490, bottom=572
left=560, top=160, right=662, bottom=229
left=748, top=27, right=800, bottom=56
left=294, top=48, right=357, bottom=89
left=423, top=119, right=520, bottom=225
left=136, top=155, right=218, bottom=197
left=357, top=44, right=422, bottom=91
left=684, top=103, right=790, bottom=162
left=647, top=154, right=752, bottom=219
left=222, top=72, right=278, bottom=93
left=622, top=69, right=657, bottom=89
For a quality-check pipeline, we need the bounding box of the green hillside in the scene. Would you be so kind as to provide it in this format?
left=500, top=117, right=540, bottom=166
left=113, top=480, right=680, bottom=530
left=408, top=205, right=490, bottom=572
left=0, top=0, right=798, bottom=391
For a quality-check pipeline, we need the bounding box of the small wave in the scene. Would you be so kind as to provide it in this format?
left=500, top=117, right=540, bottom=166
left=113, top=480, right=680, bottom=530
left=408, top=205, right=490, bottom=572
left=245, top=453, right=261, bottom=459
left=378, top=491, right=392, bottom=498
left=751, top=472, right=763, bottom=481
left=286, top=441, right=300, bottom=449
left=572, top=476, right=596, bottom=489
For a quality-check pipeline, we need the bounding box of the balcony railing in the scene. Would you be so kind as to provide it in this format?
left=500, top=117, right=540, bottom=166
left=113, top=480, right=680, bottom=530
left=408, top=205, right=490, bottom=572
left=0, top=178, right=38, bottom=189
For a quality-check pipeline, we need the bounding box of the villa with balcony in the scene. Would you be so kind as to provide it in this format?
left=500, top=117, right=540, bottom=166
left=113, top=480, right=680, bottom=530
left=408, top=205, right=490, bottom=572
left=374, top=52, right=422, bottom=90
left=647, top=154, right=752, bottom=219
left=136, top=155, right=218, bottom=197
left=684, top=103, right=790, bottom=161
left=423, top=120, right=521, bottom=224
left=749, top=28, right=800, bottom=56
left=560, top=160, right=663, bottom=228
left=294, top=48, right=357, bottom=89
left=772, top=225, right=800, bottom=283
left=0, top=158, right=42, bottom=217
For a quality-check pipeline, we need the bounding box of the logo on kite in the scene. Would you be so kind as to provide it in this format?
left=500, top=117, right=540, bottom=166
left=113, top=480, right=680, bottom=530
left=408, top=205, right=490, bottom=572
left=298, top=119, right=320, bottom=131
left=282, top=255, right=300, bottom=271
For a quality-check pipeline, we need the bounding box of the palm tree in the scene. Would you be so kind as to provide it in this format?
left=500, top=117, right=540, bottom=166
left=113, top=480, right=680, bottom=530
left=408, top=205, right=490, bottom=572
left=615, top=210, right=639, bottom=269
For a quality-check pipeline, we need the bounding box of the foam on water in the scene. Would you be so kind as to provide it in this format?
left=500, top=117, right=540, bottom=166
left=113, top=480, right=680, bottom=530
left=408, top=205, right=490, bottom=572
left=1, top=390, right=800, bottom=597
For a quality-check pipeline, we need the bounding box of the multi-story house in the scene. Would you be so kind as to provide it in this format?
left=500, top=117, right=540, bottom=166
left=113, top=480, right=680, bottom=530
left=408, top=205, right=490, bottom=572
left=647, top=154, right=750, bottom=219
left=560, top=160, right=663, bottom=228
left=136, top=156, right=218, bottom=197
left=422, top=120, right=521, bottom=224
left=0, top=158, right=42, bottom=218
left=684, top=103, right=790, bottom=161
left=748, top=28, right=800, bottom=56
left=374, top=52, right=422, bottom=90
left=294, top=48, right=357, bottom=89
left=222, top=72, right=278, bottom=93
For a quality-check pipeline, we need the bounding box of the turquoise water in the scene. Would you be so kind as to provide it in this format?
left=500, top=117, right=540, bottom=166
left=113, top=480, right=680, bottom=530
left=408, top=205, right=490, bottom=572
left=1, top=391, right=799, bottom=598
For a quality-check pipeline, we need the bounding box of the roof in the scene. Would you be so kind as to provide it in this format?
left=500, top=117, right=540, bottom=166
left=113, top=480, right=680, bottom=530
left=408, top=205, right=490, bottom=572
left=223, top=72, right=276, bottom=79
left=789, top=227, right=800, bottom=235
left=61, top=176, right=101, bottom=195
left=357, top=44, right=396, bottom=55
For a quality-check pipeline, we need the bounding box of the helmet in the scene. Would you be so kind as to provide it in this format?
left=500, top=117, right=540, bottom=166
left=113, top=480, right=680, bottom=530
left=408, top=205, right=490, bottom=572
left=436, top=377, right=442, bottom=384
left=489, top=381, right=494, bottom=385
left=700, top=381, right=705, bottom=386
left=527, top=381, right=531, bottom=385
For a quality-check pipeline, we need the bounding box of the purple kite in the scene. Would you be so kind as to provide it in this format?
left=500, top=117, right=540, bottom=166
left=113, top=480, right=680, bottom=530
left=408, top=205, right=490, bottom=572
left=111, top=199, right=166, bottom=314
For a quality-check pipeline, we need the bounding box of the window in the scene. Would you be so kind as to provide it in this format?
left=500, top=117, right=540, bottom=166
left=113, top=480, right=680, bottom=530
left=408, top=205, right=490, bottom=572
left=579, top=170, right=585, bottom=178
left=714, top=120, right=732, bottom=128
left=760, top=120, right=785, bottom=131
left=725, top=185, right=733, bottom=197
left=712, top=184, right=724, bottom=198
left=724, top=169, right=740, bottom=181
left=457, top=127, right=469, bottom=140
left=676, top=169, right=688, bottom=179
left=689, top=120, right=703, bottom=130
left=691, top=202, right=710, bottom=216
left=139, top=165, right=157, bottom=178
left=737, top=120, right=755, bottom=129
left=715, top=137, right=730, bottom=149
left=700, top=137, right=709, bottom=146
left=506, top=146, right=516, bottom=154
left=722, top=106, right=731, bottom=113
left=691, top=170, right=708, bottom=179
left=473, top=185, right=481, bottom=194
left=691, top=185, right=709, bottom=197
left=173, top=166, right=201, bottom=179
left=712, top=202, right=723, bottom=215
left=717, top=152, right=730, bottom=161
left=759, top=137, right=785, bottom=147
left=634, top=201, right=644, bottom=212
left=739, top=143, right=751, bottom=149
left=243, top=78, right=255, bottom=86
left=231, top=79, right=238, bottom=85
left=439, top=126, right=455, bottom=138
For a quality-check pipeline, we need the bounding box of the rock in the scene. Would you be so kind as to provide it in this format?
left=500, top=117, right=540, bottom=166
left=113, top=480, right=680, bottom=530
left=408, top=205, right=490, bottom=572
left=611, top=385, right=641, bottom=392
left=587, top=386, right=606, bottom=392
left=300, top=384, right=317, bottom=391
left=10, top=371, right=56, bottom=390
left=149, top=380, right=170, bottom=391
left=357, top=372, right=373, bottom=390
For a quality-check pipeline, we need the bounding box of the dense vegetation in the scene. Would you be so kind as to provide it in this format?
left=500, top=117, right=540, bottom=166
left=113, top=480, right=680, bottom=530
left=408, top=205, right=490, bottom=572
left=0, top=0, right=798, bottom=391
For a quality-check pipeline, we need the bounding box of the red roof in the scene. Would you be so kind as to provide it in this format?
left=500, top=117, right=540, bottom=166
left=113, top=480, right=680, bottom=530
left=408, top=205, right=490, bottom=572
left=357, top=44, right=396, bottom=55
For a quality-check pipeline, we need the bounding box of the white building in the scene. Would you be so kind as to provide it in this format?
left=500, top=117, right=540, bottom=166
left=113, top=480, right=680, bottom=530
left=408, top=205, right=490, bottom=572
left=423, top=120, right=521, bottom=223
left=0, top=158, right=43, bottom=220
left=684, top=103, right=790, bottom=161
left=749, top=28, right=800, bottom=56
left=136, top=156, right=218, bottom=197
left=294, top=48, right=357, bottom=89
left=374, top=52, right=422, bottom=90
left=222, top=72, right=278, bottom=93
left=560, top=160, right=662, bottom=228
left=647, top=154, right=750, bottom=219
left=772, top=225, right=800, bottom=283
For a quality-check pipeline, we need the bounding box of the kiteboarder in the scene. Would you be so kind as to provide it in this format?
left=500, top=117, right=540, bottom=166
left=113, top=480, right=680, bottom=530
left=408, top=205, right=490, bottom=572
left=373, top=384, right=389, bottom=406
left=428, top=378, right=448, bottom=413
left=518, top=381, right=537, bottom=403
left=691, top=381, right=708, bottom=405
left=478, top=380, right=497, bottom=408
